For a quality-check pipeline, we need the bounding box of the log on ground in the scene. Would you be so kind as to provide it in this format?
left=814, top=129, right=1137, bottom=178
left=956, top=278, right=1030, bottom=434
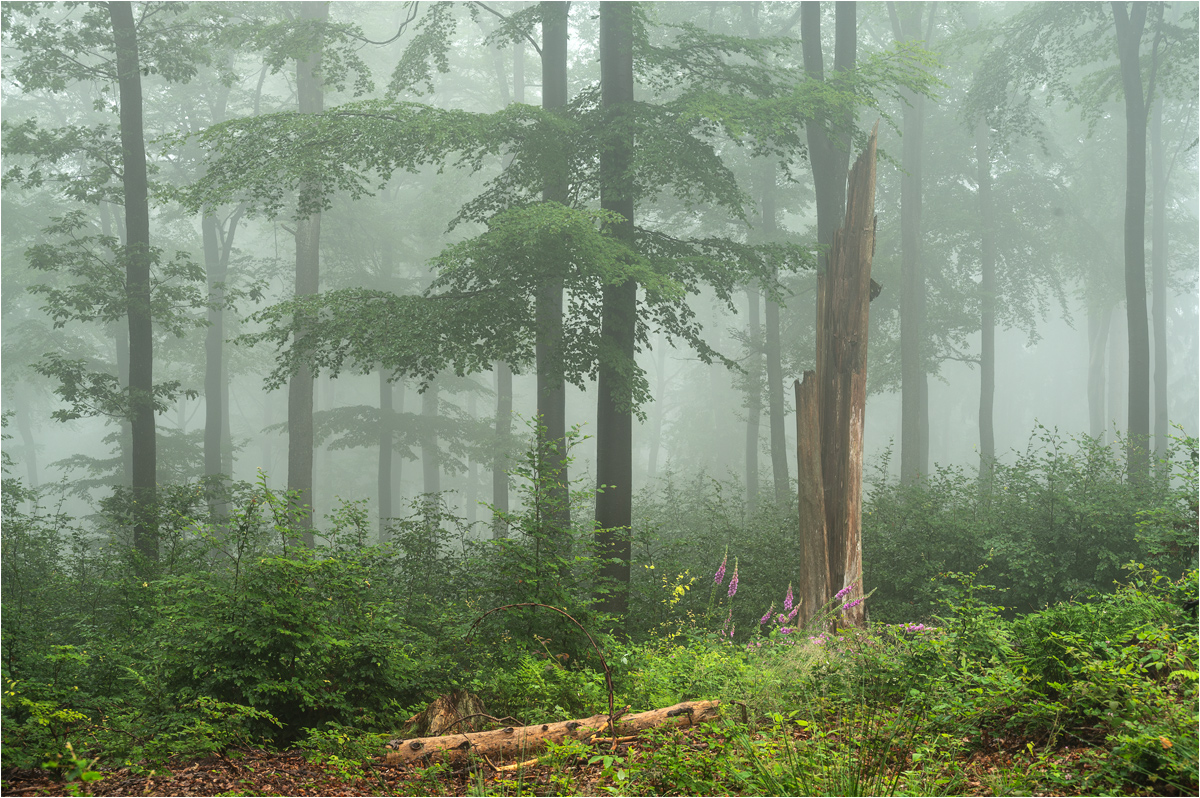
left=384, top=699, right=721, bottom=765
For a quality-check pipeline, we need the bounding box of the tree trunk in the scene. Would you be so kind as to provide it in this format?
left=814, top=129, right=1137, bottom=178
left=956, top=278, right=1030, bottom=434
left=466, top=390, right=478, bottom=525
left=760, top=159, right=790, bottom=505
left=99, top=202, right=133, bottom=488
left=647, top=339, right=668, bottom=479
left=1150, top=92, right=1168, bottom=466
left=794, top=371, right=828, bottom=629
left=1088, top=302, right=1113, bottom=440
left=803, top=1, right=856, bottom=386
left=109, top=0, right=156, bottom=565
left=595, top=0, right=636, bottom=623
left=975, top=119, right=996, bottom=481
left=384, top=700, right=721, bottom=766
left=202, top=213, right=227, bottom=517
left=379, top=368, right=394, bottom=539
left=288, top=0, right=328, bottom=543
left=745, top=287, right=762, bottom=515
left=537, top=0, right=571, bottom=532
left=423, top=379, right=441, bottom=496
left=816, top=125, right=877, bottom=629
left=1112, top=1, right=1151, bottom=482
left=890, top=1, right=933, bottom=485
left=493, top=363, right=512, bottom=537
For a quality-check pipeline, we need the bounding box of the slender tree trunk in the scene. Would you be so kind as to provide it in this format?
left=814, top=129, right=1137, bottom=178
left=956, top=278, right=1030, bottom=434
left=379, top=368, right=394, bottom=539
left=109, top=0, right=156, bottom=565
left=890, top=1, right=933, bottom=485
left=100, top=202, right=133, bottom=487
left=467, top=390, right=478, bottom=525
left=1112, top=1, right=1152, bottom=481
left=975, top=119, right=996, bottom=480
left=760, top=160, right=790, bottom=504
left=1150, top=93, right=1168, bottom=466
left=745, top=287, right=762, bottom=515
left=288, top=1, right=328, bottom=543
left=13, top=386, right=40, bottom=489
left=595, top=0, right=636, bottom=623
left=493, top=364, right=512, bottom=537
left=537, top=0, right=571, bottom=532
left=422, top=380, right=441, bottom=496
left=1088, top=302, right=1113, bottom=440
left=202, top=213, right=228, bottom=516
left=647, top=339, right=667, bottom=479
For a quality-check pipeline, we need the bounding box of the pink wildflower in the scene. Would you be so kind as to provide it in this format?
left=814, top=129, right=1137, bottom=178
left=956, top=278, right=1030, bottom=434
left=727, top=559, right=739, bottom=598
left=714, top=550, right=728, bottom=585
left=784, top=584, right=794, bottom=613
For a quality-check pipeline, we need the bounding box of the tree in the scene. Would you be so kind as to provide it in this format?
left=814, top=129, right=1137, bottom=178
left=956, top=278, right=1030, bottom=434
left=594, top=0, right=637, bottom=621
left=888, top=1, right=937, bottom=484
left=288, top=1, right=329, bottom=543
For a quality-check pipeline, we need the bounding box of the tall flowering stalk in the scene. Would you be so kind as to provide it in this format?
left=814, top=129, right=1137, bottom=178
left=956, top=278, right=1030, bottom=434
left=714, top=548, right=728, bottom=585
left=727, top=559, right=739, bottom=598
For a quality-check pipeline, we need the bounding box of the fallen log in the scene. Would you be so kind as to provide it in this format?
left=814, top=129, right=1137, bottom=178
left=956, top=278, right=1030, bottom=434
left=384, top=699, right=721, bottom=765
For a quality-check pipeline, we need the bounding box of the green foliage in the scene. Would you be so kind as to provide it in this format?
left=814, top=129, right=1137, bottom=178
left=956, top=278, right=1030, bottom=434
left=864, top=427, right=1196, bottom=620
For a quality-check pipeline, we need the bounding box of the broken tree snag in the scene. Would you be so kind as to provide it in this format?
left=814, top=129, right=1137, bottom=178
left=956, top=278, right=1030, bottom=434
left=795, top=371, right=830, bottom=629
left=816, top=121, right=878, bottom=629
left=384, top=700, right=720, bottom=765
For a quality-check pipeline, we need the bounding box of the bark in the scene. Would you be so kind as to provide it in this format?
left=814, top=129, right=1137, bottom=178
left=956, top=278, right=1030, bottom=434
left=745, top=287, right=762, bottom=515
left=288, top=0, right=328, bottom=543
left=493, top=363, right=512, bottom=538
left=1112, top=1, right=1152, bottom=481
left=816, top=125, right=877, bottom=628
left=1150, top=93, right=1168, bottom=465
left=595, top=0, right=636, bottom=623
left=890, top=1, right=933, bottom=485
left=537, top=0, right=571, bottom=533
left=794, top=371, right=828, bottom=628
left=1088, top=302, right=1113, bottom=440
left=202, top=214, right=227, bottom=515
left=384, top=700, right=721, bottom=765
left=975, top=119, right=997, bottom=481
left=466, top=390, right=478, bottom=525
left=109, top=0, right=156, bottom=565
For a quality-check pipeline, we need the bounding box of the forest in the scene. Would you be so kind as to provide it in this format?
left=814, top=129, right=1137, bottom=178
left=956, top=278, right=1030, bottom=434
left=1, top=1, right=1198, bottom=795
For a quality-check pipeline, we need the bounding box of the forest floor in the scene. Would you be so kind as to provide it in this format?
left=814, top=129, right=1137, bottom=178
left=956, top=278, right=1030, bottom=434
left=0, top=724, right=1151, bottom=797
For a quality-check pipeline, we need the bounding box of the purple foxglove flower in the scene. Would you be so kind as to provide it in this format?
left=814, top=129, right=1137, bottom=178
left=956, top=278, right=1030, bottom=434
left=780, top=627, right=792, bottom=634
left=784, top=584, right=793, bottom=613
left=730, top=625, right=735, bottom=638
left=842, top=598, right=863, bottom=610
left=777, top=613, right=787, bottom=624
left=760, top=603, right=774, bottom=625
left=787, top=605, right=799, bottom=621
left=714, top=550, right=728, bottom=585
left=727, top=560, right=739, bottom=598
left=834, top=584, right=852, bottom=601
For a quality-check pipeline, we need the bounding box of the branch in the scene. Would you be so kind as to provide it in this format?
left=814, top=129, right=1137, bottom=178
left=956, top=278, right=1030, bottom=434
left=470, top=1, right=543, bottom=56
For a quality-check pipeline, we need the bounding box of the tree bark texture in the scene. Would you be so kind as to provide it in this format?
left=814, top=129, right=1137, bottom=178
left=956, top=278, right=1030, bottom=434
left=109, top=0, right=156, bottom=564
left=816, top=124, right=877, bottom=628
left=1111, top=1, right=1152, bottom=481
left=794, top=371, right=828, bottom=629
left=385, top=700, right=721, bottom=765
left=759, top=160, right=790, bottom=505
left=288, top=0, right=328, bottom=542
left=537, top=0, right=571, bottom=533
left=595, top=0, right=636, bottom=623
left=99, top=203, right=133, bottom=488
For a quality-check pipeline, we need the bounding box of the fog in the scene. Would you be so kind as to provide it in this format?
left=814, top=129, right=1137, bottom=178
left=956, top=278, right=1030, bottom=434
left=3, top=0, right=1197, bottom=531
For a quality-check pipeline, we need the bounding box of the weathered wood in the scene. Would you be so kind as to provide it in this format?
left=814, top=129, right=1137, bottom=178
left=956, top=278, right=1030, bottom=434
left=815, top=122, right=878, bottom=628
left=795, top=371, right=830, bottom=629
left=384, top=699, right=721, bottom=765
